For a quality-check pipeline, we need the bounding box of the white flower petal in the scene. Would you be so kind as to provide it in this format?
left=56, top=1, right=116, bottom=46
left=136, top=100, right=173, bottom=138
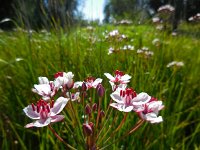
left=38, top=77, right=49, bottom=84
left=34, top=84, right=51, bottom=95
left=104, top=73, right=115, bottom=81
left=121, top=74, right=131, bottom=81
left=73, top=81, right=83, bottom=88
left=132, top=92, right=151, bottom=105
left=51, top=115, right=65, bottom=123
left=23, top=105, right=40, bottom=119
left=122, top=105, right=134, bottom=112
left=110, top=103, right=133, bottom=112
left=50, top=97, right=69, bottom=116
left=110, top=91, right=123, bottom=104
left=25, top=118, right=51, bottom=128
left=146, top=113, right=163, bottom=123
left=92, top=78, right=103, bottom=88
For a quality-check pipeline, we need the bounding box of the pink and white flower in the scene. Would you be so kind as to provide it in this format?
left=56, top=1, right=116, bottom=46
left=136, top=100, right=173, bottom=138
left=110, top=88, right=151, bottom=112
left=104, top=70, right=131, bottom=91
left=32, top=77, right=57, bottom=100
left=23, top=97, right=69, bottom=128
left=66, top=92, right=80, bottom=101
left=54, top=72, right=74, bottom=90
left=138, top=100, right=164, bottom=123
left=73, top=77, right=102, bottom=90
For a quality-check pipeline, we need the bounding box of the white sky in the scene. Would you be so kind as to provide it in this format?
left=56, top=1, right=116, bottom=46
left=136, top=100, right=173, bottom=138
left=80, top=0, right=105, bottom=22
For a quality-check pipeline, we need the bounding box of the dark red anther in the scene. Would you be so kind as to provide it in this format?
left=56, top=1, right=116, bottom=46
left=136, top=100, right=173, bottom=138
left=31, top=103, right=35, bottom=111
left=50, top=100, right=54, bottom=108
left=86, top=76, right=95, bottom=82
left=115, top=70, right=124, bottom=76
left=120, top=90, right=123, bottom=96
left=122, top=91, right=125, bottom=97
left=42, top=105, right=45, bottom=111
left=46, top=106, right=50, bottom=113
left=150, top=97, right=157, bottom=102
left=54, top=72, right=63, bottom=78
left=37, top=105, right=40, bottom=113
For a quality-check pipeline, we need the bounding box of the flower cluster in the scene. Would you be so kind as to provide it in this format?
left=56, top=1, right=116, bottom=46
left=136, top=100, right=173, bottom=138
left=105, top=29, right=127, bottom=41
left=23, top=70, right=164, bottom=149
left=105, top=70, right=164, bottom=123
left=188, top=13, right=200, bottom=23
left=137, top=47, right=154, bottom=58
left=157, top=4, right=175, bottom=14
left=166, top=61, right=184, bottom=68
left=152, top=4, right=175, bottom=31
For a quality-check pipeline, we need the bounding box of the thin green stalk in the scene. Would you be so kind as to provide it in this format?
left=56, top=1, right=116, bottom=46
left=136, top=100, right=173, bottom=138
left=100, top=120, right=144, bottom=150
left=48, top=125, right=76, bottom=150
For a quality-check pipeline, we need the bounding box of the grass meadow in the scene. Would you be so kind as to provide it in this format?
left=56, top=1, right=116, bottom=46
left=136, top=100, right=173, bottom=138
left=0, top=23, right=200, bottom=149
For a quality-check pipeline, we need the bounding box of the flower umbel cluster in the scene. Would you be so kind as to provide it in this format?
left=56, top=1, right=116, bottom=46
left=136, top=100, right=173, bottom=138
left=23, top=70, right=164, bottom=149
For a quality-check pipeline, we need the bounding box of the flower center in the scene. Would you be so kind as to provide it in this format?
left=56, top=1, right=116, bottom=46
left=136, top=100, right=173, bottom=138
left=31, top=99, right=54, bottom=119
left=120, top=88, right=137, bottom=105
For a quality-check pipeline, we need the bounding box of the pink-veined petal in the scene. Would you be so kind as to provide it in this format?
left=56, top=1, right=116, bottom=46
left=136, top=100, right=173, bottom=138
left=104, top=73, right=115, bottom=81
left=73, top=81, right=83, bottom=88
left=121, top=105, right=134, bottom=112
left=50, top=97, right=69, bottom=116
left=145, top=113, right=163, bottom=123
left=110, top=103, right=133, bottom=112
left=34, top=84, right=51, bottom=95
left=51, top=115, right=65, bottom=123
left=132, top=105, right=145, bottom=112
left=120, top=74, right=131, bottom=81
left=92, top=78, right=103, bottom=88
left=110, top=91, right=124, bottom=104
left=132, top=92, right=151, bottom=105
left=23, top=105, right=40, bottom=119
left=38, top=77, right=49, bottom=84
left=25, top=118, right=51, bottom=128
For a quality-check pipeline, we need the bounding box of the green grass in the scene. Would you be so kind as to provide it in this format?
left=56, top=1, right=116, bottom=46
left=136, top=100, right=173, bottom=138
left=0, top=23, right=200, bottom=150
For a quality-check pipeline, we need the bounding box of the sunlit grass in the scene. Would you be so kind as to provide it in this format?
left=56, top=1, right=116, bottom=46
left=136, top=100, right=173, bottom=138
left=0, top=23, right=200, bottom=149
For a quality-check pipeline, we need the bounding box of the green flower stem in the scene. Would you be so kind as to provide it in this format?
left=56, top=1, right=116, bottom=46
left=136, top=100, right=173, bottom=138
left=96, top=97, right=102, bottom=129
left=100, top=119, right=144, bottom=149
left=96, top=110, right=119, bottom=145
left=48, top=125, right=76, bottom=150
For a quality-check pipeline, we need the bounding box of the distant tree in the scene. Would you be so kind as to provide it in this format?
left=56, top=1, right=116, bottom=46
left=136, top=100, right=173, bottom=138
left=104, top=0, right=137, bottom=22
left=0, top=0, right=14, bottom=20
left=0, top=0, right=15, bottom=29
left=12, top=0, right=80, bottom=30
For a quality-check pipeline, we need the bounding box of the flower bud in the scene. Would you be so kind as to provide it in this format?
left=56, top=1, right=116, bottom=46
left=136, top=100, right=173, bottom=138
left=66, top=80, right=74, bottom=90
left=85, top=104, right=91, bottom=115
left=100, top=110, right=105, bottom=119
left=82, top=82, right=87, bottom=91
left=96, top=84, right=105, bottom=97
left=83, top=123, right=93, bottom=136
left=92, top=103, right=97, bottom=112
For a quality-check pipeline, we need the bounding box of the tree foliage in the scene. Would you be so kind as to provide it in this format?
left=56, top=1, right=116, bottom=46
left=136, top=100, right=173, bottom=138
left=0, top=0, right=80, bottom=29
left=104, top=0, right=200, bottom=23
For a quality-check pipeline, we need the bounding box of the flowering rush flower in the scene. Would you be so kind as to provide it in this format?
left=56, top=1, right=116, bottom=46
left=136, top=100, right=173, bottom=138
left=54, top=71, right=74, bottom=90
left=104, top=70, right=131, bottom=91
left=138, top=99, right=164, bottom=123
left=110, top=87, right=164, bottom=123
left=32, top=77, right=57, bottom=101
left=23, top=97, right=69, bottom=128
left=110, top=87, right=151, bottom=112
left=166, top=61, right=184, bottom=68
left=73, top=77, right=102, bottom=90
